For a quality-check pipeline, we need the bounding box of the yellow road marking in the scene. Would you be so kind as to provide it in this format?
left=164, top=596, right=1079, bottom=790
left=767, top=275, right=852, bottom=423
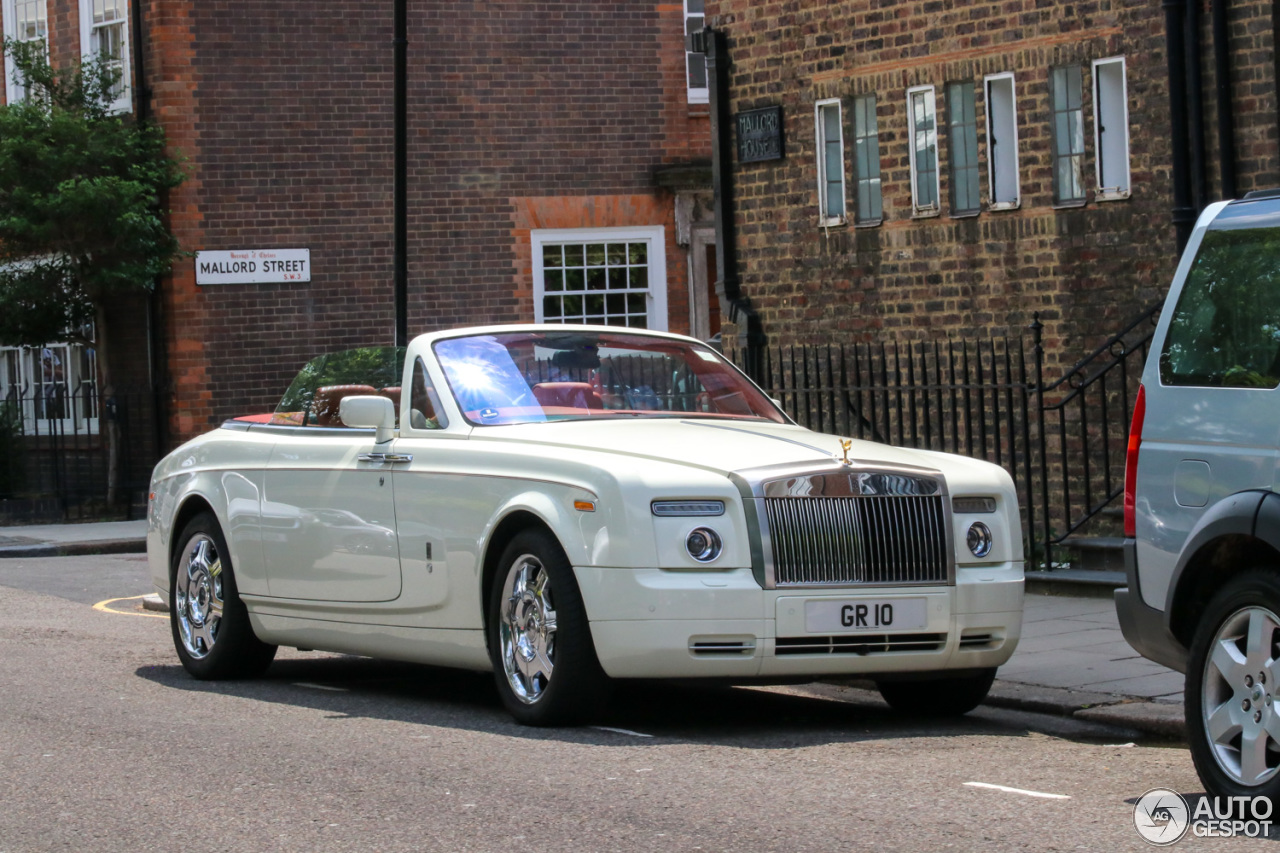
left=93, top=595, right=168, bottom=619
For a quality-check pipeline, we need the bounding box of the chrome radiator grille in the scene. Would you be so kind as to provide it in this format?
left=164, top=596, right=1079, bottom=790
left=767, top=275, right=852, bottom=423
left=763, top=494, right=950, bottom=586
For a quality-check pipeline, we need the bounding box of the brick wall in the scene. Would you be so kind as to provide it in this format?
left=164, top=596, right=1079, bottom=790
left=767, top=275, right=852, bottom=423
left=149, top=0, right=710, bottom=438
left=709, top=0, right=1278, bottom=376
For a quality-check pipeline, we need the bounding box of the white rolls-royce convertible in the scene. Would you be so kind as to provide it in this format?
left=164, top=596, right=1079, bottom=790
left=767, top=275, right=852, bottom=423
left=148, top=324, right=1024, bottom=725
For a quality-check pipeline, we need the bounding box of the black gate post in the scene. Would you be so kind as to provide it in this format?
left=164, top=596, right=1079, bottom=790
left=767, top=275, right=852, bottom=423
left=1031, top=314, right=1052, bottom=570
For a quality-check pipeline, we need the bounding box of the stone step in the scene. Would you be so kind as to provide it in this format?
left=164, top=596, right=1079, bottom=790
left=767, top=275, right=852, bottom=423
left=1060, top=535, right=1126, bottom=573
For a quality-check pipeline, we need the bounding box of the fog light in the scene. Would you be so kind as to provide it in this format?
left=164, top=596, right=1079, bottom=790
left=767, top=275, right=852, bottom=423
left=966, top=522, right=993, bottom=558
left=686, top=527, right=723, bottom=562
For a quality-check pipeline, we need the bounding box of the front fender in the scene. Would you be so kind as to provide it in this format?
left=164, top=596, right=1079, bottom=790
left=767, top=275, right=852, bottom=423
left=148, top=431, right=275, bottom=597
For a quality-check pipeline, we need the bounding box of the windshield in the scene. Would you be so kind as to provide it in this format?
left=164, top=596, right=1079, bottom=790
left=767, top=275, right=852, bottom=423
left=432, top=330, right=786, bottom=426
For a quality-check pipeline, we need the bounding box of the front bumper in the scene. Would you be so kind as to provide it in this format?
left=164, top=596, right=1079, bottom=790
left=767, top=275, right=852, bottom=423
left=576, top=564, right=1023, bottom=680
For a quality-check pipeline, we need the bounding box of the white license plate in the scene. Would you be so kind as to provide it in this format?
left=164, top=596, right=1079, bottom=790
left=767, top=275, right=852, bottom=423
left=804, top=597, right=928, bottom=633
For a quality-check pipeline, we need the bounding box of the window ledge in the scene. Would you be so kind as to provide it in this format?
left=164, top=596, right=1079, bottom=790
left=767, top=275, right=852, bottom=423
left=1095, top=190, right=1131, bottom=203
left=949, top=210, right=981, bottom=220
left=911, top=209, right=941, bottom=220
left=854, top=219, right=884, bottom=229
left=818, top=217, right=849, bottom=229
left=989, top=201, right=1021, bottom=212
left=1051, top=200, right=1088, bottom=211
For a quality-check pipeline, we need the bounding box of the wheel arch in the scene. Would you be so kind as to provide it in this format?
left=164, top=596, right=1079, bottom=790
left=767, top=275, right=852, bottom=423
left=168, top=493, right=219, bottom=573
left=479, top=509, right=562, bottom=649
left=1167, top=491, right=1280, bottom=648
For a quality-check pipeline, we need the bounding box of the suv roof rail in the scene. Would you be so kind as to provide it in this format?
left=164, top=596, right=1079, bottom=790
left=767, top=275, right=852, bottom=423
left=1238, top=188, right=1280, bottom=201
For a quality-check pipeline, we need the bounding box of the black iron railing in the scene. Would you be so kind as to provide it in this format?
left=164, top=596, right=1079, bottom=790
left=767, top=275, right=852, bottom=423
left=0, top=384, right=159, bottom=522
left=733, top=305, right=1160, bottom=569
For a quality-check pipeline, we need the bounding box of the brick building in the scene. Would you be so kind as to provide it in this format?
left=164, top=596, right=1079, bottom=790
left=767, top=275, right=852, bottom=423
left=704, top=0, right=1279, bottom=373
left=2, top=0, right=1278, bottom=520
left=0, top=0, right=718, bottom=455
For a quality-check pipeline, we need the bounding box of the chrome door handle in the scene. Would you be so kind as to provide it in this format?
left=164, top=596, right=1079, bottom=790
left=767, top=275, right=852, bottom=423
left=357, top=453, right=414, bottom=463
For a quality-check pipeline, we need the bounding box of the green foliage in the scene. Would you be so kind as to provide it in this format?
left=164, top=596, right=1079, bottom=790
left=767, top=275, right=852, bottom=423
left=0, top=39, right=184, bottom=347
left=276, top=348, right=407, bottom=413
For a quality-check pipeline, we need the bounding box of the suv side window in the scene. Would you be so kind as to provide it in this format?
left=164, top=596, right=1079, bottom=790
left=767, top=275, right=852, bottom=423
left=1159, top=226, right=1280, bottom=388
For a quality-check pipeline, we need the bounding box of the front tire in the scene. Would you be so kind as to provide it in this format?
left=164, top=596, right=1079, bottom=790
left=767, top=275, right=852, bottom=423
left=1186, top=570, right=1280, bottom=805
left=487, top=528, right=608, bottom=725
left=875, top=668, right=996, bottom=717
left=170, top=512, right=277, bottom=679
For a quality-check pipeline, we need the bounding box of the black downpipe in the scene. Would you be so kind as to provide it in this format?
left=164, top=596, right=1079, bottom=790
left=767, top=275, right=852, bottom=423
left=1273, top=1, right=1280, bottom=168
left=1184, top=0, right=1207, bottom=212
left=130, top=0, right=148, bottom=121
left=1212, top=0, right=1237, bottom=199
left=1163, top=0, right=1196, bottom=254
left=704, top=28, right=765, bottom=379
left=393, top=0, right=408, bottom=347
left=131, top=0, right=170, bottom=455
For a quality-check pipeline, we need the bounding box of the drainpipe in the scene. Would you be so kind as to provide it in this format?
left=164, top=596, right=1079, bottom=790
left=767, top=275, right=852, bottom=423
left=1212, top=0, right=1237, bottom=199
left=132, top=0, right=170, bottom=454
left=1163, top=0, right=1195, bottom=254
left=705, top=27, right=765, bottom=379
left=1184, top=0, right=1207, bottom=212
left=393, top=0, right=408, bottom=347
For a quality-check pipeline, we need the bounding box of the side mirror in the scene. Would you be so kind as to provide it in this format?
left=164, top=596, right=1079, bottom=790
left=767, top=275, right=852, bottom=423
left=339, top=395, right=397, bottom=443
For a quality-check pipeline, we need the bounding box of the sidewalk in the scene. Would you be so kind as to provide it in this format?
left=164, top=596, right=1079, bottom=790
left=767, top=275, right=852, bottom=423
left=0, top=518, right=1186, bottom=738
left=0, top=518, right=148, bottom=557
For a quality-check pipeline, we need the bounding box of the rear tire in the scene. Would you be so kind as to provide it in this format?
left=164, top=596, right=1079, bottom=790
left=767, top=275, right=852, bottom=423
left=1186, top=570, right=1280, bottom=807
left=487, top=528, right=609, bottom=725
left=875, top=668, right=996, bottom=717
left=170, top=512, right=277, bottom=679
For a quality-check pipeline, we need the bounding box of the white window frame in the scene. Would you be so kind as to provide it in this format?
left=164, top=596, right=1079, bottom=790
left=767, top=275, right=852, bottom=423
left=683, top=0, right=708, bottom=105
left=906, top=85, right=941, bottom=216
left=984, top=72, right=1021, bottom=210
left=1093, top=56, right=1131, bottom=201
left=814, top=98, right=847, bottom=227
left=0, top=337, right=99, bottom=435
left=531, top=226, right=669, bottom=331
left=79, top=0, right=132, bottom=113
left=3, top=0, right=49, bottom=105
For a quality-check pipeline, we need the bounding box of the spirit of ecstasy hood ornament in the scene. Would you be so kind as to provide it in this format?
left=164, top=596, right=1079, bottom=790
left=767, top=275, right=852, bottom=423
left=839, top=439, right=853, bottom=466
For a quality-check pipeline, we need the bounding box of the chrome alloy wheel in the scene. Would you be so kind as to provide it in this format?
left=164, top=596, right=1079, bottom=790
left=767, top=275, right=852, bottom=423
left=175, top=533, right=225, bottom=660
left=498, top=554, right=558, bottom=704
left=1201, top=605, right=1280, bottom=786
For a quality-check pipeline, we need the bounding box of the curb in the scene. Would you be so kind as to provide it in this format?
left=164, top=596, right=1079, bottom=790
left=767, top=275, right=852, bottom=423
left=818, top=678, right=1186, bottom=741
left=142, top=593, right=167, bottom=613
left=0, top=538, right=147, bottom=559
left=987, top=680, right=1186, bottom=740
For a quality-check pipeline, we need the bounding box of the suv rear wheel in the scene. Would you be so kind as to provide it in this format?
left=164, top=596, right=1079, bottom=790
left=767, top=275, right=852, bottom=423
left=1186, top=570, right=1280, bottom=802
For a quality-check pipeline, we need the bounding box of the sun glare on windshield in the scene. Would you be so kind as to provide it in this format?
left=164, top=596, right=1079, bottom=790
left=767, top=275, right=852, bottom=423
left=432, top=331, right=786, bottom=427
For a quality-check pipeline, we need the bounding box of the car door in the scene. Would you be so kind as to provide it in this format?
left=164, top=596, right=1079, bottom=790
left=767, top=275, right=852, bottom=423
left=1136, top=213, right=1280, bottom=609
left=261, top=427, right=403, bottom=602
left=387, top=354, right=479, bottom=627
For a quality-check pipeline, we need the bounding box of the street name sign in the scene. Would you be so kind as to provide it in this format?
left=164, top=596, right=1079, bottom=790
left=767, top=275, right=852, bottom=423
left=196, top=249, right=311, bottom=285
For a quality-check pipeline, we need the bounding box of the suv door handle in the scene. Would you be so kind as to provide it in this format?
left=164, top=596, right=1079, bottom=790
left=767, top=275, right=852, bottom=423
left=357, top=452, right=414, bottom=464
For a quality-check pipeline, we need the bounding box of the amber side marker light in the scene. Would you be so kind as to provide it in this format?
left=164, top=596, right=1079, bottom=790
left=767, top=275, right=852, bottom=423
left=574, top=500, right=596, bottom=512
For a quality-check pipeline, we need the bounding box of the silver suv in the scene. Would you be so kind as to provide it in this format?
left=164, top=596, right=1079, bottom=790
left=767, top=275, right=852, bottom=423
left=1118, top=189, right=1280, bottom=802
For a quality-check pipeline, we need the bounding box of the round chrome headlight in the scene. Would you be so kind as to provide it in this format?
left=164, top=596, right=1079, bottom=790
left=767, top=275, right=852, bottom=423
left=686, top=527, right=723, bottom=562
left=966, top=522, right=993, bottom=558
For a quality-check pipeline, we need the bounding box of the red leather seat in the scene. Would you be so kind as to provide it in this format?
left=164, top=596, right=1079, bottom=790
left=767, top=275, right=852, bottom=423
left=311, top=384, right=376, bottom=426
left=531, top=382, right=602, bottom=411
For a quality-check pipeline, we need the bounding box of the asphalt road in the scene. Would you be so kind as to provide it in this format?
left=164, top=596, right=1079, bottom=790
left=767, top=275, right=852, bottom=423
left=0, top=555, right=1258, bottom=851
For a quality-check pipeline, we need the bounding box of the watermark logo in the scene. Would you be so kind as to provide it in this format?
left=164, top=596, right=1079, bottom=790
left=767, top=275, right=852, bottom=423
left=1133, top=788, right=1274, bottom=844
left=1134, top=789, right=1190, bottom=846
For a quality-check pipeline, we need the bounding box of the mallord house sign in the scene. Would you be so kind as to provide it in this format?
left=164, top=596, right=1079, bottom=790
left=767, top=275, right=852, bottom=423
left=196, top=249, right=311, bottom=285
left=736, top=106, right=783, bottom=163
